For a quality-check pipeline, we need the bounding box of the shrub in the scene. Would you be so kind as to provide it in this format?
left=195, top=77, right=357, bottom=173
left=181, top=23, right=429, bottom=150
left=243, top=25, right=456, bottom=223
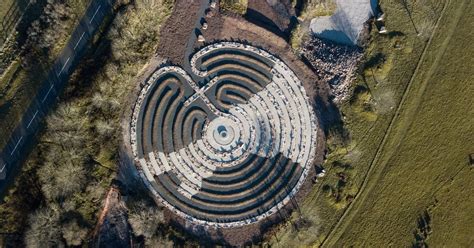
left=62, top=220, right=88, bottom=246
left=24, top=207, right=62, bottom=248
left=128, top=201, right=164, bottom=239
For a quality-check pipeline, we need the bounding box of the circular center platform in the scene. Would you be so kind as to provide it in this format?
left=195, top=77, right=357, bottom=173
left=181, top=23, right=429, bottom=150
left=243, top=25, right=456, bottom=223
left=129, top=42, right=318, bottom=227
left=206, top=116, right=241, bottom=151
left=216, top=125, right=231, bottom=143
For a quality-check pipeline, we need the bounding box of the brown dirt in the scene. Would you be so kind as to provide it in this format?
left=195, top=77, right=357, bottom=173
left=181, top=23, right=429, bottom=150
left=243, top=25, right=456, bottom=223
left=156, top=0, right=202, bottom=66
left=245, top=0, right=295, bottom=36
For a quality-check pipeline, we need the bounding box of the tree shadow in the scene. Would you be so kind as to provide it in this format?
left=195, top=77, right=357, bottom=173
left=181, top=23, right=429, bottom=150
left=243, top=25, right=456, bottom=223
left=363, top=52, right=385, bottom=70
left=387, top=31, right=405, bottom=38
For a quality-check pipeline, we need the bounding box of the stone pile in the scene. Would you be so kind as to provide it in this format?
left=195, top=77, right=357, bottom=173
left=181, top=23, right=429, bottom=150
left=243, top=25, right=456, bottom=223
left=302, top=37, right=363, bottom=102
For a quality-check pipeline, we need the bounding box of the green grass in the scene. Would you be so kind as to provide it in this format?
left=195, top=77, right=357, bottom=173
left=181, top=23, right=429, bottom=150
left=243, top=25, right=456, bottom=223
left=300, top=0, right=336, bottom=20
left=220, top=0, right=248, bottom=15
left=0, top=59, right=21, bottom=99
left=269, top=0, right=450, bottom=246
left=323, top=0, right=474, bottom=246
left=290, top=0, right=336, bottom=52
left=0, top=0, right=16, bottom=22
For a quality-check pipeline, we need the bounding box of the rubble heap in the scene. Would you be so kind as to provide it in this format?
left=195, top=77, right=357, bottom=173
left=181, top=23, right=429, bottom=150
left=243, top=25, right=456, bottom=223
left=302, top=37, right=363, bottom=102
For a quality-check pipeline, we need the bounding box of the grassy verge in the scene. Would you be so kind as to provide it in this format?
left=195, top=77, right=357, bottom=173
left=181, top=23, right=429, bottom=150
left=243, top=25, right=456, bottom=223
left=0, top=0, right=16, bottom=21
left=269, top=0, right=448, bottom=246
left=220, top=0, right=248, bottom=15
left=0, top=0, right=174, bottom=246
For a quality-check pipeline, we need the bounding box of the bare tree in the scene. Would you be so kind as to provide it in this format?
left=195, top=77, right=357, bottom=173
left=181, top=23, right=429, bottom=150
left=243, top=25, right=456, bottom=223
left=128, top=201, right=164, bottom=240
left=38, top=158, right=86, bottom=201
left=24, top=207, right=62, bottom=248
left=62, top=220, right=88, bottom=246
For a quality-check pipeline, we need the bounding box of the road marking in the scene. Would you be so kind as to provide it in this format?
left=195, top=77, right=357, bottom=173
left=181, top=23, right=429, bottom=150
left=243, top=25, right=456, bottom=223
left=74, top=32, right=86, bottom=50
left=26, top=110, right=39, bottom=128
left=10, top=136, right=23, bottom=156
left=0, top=163, right=6, bottom=173
left=89, top=5, right=101, bottom=24
left=42, top=84, right=54, bottom=103
left=57, top=57, right=71, bottom=76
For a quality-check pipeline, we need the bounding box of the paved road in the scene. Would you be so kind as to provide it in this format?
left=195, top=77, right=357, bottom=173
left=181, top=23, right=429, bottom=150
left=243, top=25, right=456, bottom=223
left=0, top=0, right=115, bottom=194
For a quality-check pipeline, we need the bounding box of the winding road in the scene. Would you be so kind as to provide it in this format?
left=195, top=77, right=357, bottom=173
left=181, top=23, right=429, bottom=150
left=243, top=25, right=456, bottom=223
left=0, top=0, right=115, bottom=194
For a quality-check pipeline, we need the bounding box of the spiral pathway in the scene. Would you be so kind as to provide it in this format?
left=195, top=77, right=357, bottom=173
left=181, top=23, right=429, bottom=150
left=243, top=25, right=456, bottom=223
left=130, top=42, right=318, bottom=227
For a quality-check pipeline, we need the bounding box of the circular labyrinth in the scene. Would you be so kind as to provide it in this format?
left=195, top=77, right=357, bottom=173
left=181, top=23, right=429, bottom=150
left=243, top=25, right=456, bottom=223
left=130, top=42, right=318, bottom=227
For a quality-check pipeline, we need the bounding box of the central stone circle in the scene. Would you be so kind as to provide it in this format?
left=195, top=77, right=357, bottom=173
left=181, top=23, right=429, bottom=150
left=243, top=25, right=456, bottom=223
left=129, top=42, right=318, bottom=227
left=206, top=116, right=241, bottom=151
left=214, top=124, right=233, bottom=144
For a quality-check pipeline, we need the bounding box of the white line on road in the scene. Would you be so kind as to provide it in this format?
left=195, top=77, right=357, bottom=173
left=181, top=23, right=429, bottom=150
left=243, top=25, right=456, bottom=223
left=89, top=5, right=101, bottom=24
left=42, top=84, right=54, bottom=103
left=10, top=136, right=23, bottom=156
left=27, top=110, right=39, bottom=128
left=57, top=57, right=71, bottom=76
left=74, top=32, right=86, bottom=50
left=0, top=163, right=6, bottom=173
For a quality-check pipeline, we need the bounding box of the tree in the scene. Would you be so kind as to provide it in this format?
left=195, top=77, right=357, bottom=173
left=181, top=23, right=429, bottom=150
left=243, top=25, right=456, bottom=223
left=128, top=201, right=164, bottom=240
left=38, top=158, right=86, bottom=201
left=62, top=220, right=88, bottom=246
left=24, top=207, right=62, bottom=248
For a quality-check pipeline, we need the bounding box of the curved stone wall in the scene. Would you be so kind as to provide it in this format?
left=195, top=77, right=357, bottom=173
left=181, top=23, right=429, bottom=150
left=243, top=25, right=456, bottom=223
left=129, top=42, right=318, bottom=227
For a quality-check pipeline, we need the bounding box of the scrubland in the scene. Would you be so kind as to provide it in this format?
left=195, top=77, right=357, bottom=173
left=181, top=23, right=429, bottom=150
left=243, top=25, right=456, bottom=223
left=0, top=0, right=174, bottom=246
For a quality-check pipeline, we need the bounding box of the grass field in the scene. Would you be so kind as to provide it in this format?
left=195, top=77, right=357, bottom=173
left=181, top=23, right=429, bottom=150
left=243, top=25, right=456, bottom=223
left=0, top=0, right=34, bottom=48
left=268, top=0, right=464, bottom=246
left=322, top=0, right=474, bottom=246
left=0, top=0, right=16, bottom=22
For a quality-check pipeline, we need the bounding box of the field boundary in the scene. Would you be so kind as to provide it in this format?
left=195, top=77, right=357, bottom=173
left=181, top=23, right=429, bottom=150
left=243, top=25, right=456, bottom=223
left=319, top=0, right=453, bottom=246
left=0, top=0, right=34, bottom=51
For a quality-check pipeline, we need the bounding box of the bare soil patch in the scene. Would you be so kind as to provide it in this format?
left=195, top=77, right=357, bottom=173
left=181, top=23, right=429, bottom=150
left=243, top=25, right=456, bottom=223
left=156, top=0, right=202, bottom=65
